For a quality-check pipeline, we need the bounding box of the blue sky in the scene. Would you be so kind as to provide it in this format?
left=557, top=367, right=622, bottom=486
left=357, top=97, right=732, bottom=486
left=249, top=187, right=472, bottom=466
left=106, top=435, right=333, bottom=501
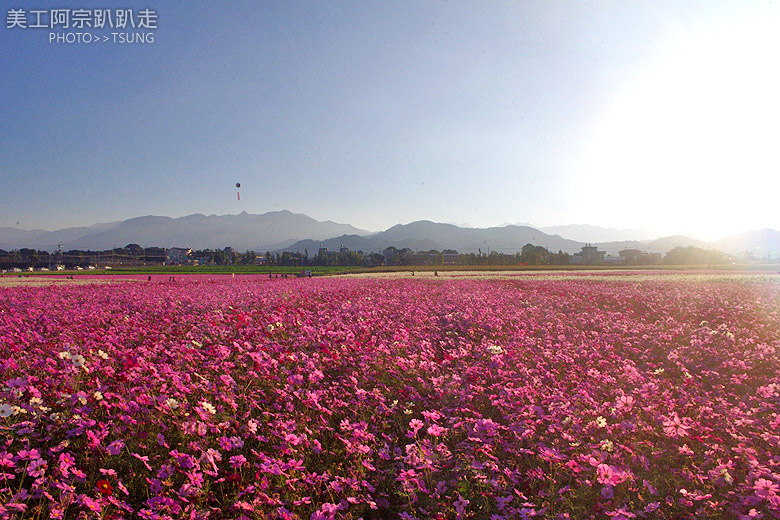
left=2, top=1, right=779, bottom=240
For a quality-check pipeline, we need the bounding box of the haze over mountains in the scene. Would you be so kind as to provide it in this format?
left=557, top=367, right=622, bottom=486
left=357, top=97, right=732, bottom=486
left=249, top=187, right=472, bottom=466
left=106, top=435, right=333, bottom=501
left=0, top=212, right=370, bottom=252
left=537, top=224, right=665, bottom=243
left=1, top=211, right=778, bottom=258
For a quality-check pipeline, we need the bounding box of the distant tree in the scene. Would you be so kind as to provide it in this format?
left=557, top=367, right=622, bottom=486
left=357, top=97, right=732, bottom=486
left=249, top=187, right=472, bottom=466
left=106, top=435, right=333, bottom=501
left=551, top=250, right=570, bottom=265
left=125, top=244, right=144, bottom=256
left=663, top=246, right=730, bottom=265
left=521, top=244, right=551, bottom=265
left=367, top=253, right=384, bottom=266
left=398, top=248, right=414, bottom=266
left=241, top=251, right=257, bottom=265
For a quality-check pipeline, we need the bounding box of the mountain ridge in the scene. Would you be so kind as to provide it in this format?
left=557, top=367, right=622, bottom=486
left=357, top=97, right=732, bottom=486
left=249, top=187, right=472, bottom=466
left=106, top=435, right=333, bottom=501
left=2, top=212, right=778, bottom=257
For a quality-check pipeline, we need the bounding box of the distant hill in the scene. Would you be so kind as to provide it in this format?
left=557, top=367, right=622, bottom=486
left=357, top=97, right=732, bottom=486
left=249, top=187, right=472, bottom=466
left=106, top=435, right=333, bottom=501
left=644, top=235, right=711, bottom=253
left=282, top=221, right=584, bottom=255
left=713, top=229, right=780, bottom=258
left=0, top=211, right=370, bottom=252
left=2, top=212, right=777, bottom=258
left=540, top=224, right=662, bottom=243
left=0, top=222, right=121, bottom=250
left=285, top=224, right=780, bottom=259
left=594, top=235, right=710, bottom=255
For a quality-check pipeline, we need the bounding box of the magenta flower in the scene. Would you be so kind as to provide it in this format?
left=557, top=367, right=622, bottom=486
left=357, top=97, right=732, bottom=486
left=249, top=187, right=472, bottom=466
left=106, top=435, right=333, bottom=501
left=615, top=395, right=635, bottom=412
left=27, top=458, right=47, bottom=477
left=754, top=478, right=779, bottom=499
left=454, top=493, right=470, bottom=517
left=106, top=440, right=125, bottom=456
left=596, top=464, right=628, bottom=486
left=407, top=418, right=424, bottom=438
left=229, top=454, right=247, bottom=469
left=2, top=273, right=780, bottom=518
left=662, top=413, right=692, bottom=438
left=0, top=451, right=15, bottom=468
left=427, top=424, right=446, bottom=437
left=58, top=452, right=75, bottom=475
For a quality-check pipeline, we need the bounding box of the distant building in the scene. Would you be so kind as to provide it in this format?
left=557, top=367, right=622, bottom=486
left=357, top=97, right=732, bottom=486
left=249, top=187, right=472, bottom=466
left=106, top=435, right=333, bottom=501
left=339, top=243, right=349, bottom=254
left=166, top=247, right=192, bottom=265
left=318, top=244, right=328, bottom=256
left=618, top=249, right=662, bottom=265
left=223, top=247, right=236, bottom=265
left=571, top=244, right=606, bottom=265
left=443, top=253, right=459, bottom=265
left=618, top=249, right=644, bottom=262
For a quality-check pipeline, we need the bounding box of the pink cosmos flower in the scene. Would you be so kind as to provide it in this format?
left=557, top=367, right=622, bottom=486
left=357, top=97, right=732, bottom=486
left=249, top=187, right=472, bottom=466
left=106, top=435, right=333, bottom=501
left=58, top=452, right=75, bottom=475
left=616, top=395, right=635, bottom=412
left=662, top=413, right=692, bottom=438
left=319, top=502, right=340, bottom=517
left=106, top=440, right=125, bottom=456
left=754, top=478, right=780, bottom=499
left=0, top=451, right=16, bottom=468
left=454, top=494, right=470, bottom=517
left=606, top=507, right=636, bottom=519
left=407, top=418, right=423, bottom=438
left=27, top=458, right=47, bottom=478
left=427, top=424, right=446, bottom=437
left=229, top=455, right=247, bottom=469
left=78, top=494, right=101, bottom=512
left=131, top=452, right=152, bottom=471
left=17, top=449, right=41, bottom=461
left=596, top=464, right=628, bottom=486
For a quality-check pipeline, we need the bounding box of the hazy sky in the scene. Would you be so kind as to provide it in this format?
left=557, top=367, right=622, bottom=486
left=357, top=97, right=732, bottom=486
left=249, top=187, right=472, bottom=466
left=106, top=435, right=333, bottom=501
left=2, top=1, right=779, bottom=241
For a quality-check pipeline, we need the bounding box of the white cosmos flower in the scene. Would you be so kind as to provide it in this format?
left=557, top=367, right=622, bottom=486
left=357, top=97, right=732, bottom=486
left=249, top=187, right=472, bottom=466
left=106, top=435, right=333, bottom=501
left=0, top=403, right=14, bottom=418
left=486, top=344, right=505, bottom=355
left=71, top=355, right=86, bottom=368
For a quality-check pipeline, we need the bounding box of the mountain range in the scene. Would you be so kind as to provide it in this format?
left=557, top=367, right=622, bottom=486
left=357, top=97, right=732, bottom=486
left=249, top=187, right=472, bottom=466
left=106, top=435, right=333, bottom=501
left=0, top=212, right=370, bottom=252
left=1, top=211, right=779, bottom=258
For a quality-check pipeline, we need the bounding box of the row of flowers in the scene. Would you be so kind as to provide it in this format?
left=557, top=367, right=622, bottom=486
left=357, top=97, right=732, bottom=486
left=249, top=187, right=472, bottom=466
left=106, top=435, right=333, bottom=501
left=0, top=273, right=779, bottom=519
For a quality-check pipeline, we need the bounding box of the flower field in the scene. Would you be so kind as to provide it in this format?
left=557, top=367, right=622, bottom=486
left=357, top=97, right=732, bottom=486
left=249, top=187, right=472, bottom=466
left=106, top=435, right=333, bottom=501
left=1, top=274, right=779, bottom=519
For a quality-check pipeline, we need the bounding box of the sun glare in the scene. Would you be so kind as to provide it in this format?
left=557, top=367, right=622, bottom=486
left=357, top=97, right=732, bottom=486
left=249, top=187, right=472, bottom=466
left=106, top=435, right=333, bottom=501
left=576, top=8, right=780, bottom=240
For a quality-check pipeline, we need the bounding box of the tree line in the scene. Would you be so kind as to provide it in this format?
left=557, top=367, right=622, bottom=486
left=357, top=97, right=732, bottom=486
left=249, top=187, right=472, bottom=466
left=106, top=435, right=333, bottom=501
left=0, top=243, right=744, bottom=269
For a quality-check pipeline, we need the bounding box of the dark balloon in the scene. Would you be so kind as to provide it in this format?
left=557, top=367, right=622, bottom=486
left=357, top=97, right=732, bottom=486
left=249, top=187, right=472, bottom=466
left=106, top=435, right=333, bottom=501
left=235, top=183, right=241, bottom=188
